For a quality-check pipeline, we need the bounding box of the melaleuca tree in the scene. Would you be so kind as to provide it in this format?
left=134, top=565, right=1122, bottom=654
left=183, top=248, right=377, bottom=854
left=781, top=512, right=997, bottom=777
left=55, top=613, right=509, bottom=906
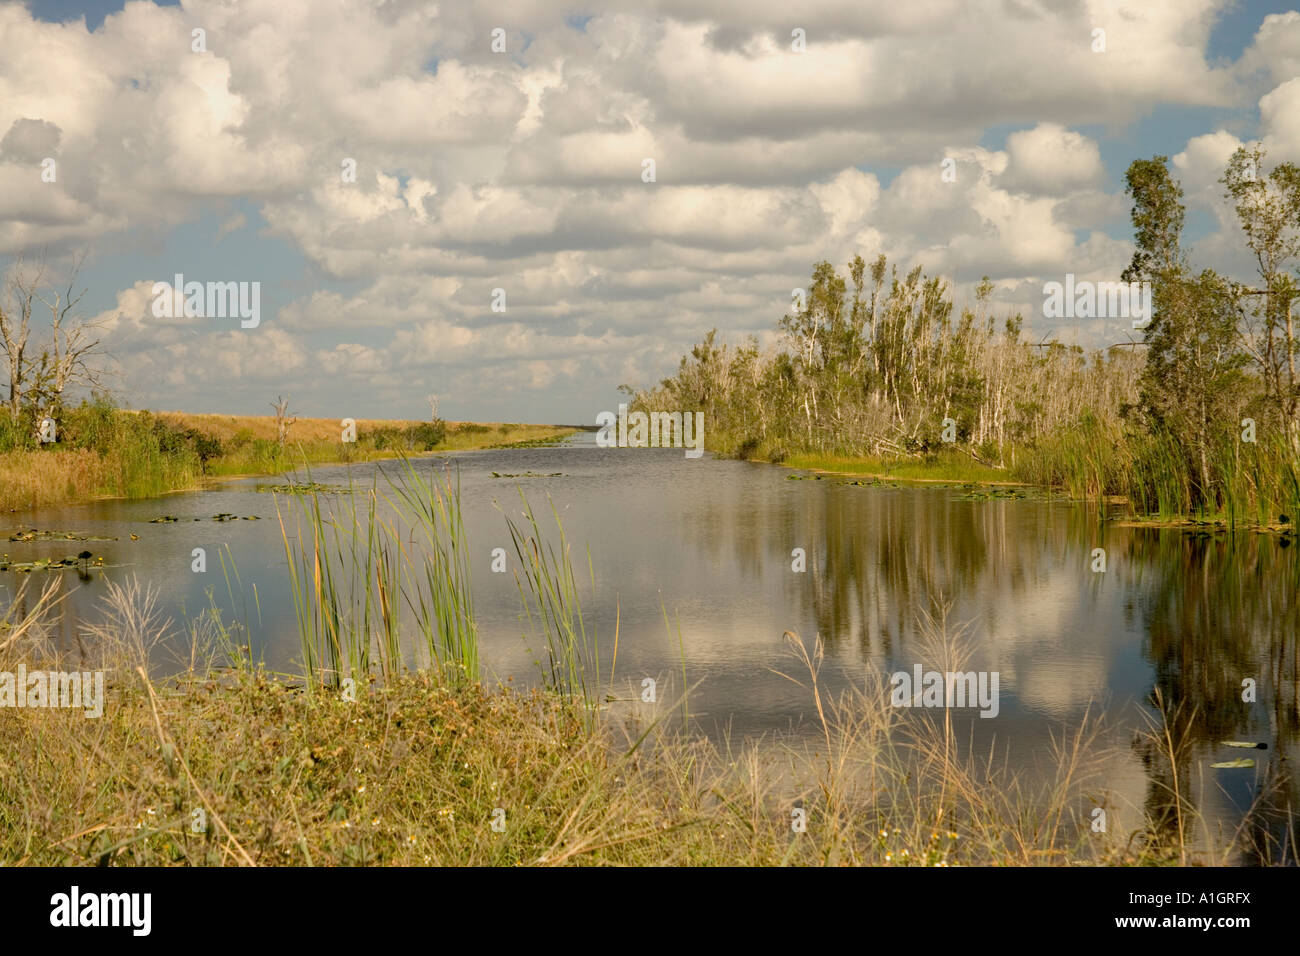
left=1123, top=156, right=1248, bottom=504
left=1138, top=269, right=1249, bottom=504
left=1221, top=145, right=1300, bottom=450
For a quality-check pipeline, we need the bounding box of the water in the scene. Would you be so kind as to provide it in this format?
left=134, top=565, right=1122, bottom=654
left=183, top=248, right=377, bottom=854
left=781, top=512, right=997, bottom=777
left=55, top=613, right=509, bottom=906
left=8, top=431, right=1299, bottom=859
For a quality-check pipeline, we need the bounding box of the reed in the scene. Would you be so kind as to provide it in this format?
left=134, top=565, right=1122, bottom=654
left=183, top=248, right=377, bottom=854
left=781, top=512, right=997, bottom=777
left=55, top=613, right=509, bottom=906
left=277, top=460, right=478, bottom=692
left=503, top=490, right=600, bottom=710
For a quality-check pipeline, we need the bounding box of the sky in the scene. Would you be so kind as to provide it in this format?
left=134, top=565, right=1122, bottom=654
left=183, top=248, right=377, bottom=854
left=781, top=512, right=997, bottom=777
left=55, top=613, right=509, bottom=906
left=1, top=0, right=1299, bottom=423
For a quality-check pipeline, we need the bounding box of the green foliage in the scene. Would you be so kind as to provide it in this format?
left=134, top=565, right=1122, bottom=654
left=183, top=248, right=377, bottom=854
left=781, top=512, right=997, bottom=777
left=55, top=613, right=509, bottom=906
left=1121, top=155, right=1186, bottom=283
left=631, top=147, right=1300, bottom=524
left=369, top=420, right=447, bottom=452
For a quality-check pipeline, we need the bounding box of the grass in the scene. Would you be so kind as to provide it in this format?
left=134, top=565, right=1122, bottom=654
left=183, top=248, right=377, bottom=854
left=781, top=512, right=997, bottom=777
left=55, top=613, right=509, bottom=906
left=0, top=401, right=577, bottom=512
left=0, top=448, right=112, bottom=511
left=503, top=490, right=601, bottom=711
left=775, top=425, right=1299, bottom=530
left=1014, top=420, right=1300, bottom=528
left=783, top=450, right=1013, bottom=484
left=2, top=473, right=1292, bottom=866
left=277, top=461, right=478, bottom=693
left=191, top=416, right=573, bottom=477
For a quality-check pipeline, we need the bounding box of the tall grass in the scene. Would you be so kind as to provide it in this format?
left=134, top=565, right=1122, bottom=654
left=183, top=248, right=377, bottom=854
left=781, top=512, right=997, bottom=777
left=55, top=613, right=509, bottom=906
left=0, top=399, right=577, bottom=511
left=0, top=401, right=205, bottom=510
left=1015, top=419, right=1300, bottom=525
left=503, top=490, right=600, bottom=709
left=278, top=458, right=603, bottom=712
left=277, top=460, right=477, bottom=692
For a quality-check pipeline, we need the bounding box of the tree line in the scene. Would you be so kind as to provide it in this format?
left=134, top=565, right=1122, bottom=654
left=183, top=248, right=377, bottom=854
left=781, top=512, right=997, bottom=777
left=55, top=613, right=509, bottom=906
left=630, top=147, right=1300, bottom=519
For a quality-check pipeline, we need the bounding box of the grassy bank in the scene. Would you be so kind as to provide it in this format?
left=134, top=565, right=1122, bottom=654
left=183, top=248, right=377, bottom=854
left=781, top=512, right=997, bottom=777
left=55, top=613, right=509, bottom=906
left=2, top=469, right=1287, bottom=866
left=781, top=450, right=1015, bottom=485
left=0, top=402, right=576, bottom=512
left=3, top=578, right=1261, bottom=867
left=759, top=437, right=1298, bottom=529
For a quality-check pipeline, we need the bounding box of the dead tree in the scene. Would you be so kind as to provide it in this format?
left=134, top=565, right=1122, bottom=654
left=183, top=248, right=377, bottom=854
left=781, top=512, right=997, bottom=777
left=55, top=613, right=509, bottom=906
left=0, top=257, right=44, bottom=420
left=271, top=395, right=297, bottom=447
left=32, top=252, right=104, bottom=415
left=1, top=252, right=105, bottom=423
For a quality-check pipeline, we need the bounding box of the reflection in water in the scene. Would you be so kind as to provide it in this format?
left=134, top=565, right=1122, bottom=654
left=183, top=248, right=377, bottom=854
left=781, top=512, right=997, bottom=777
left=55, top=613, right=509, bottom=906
left=8, top=439, right=1298, bottom=862
left=682, top=475, right=1299, bottom=861
left=1133, top=531, right=1298, bottom=864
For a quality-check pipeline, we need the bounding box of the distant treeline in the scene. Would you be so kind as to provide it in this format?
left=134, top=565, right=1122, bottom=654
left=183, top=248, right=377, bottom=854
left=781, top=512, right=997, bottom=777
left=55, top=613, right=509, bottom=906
left=630, top=148, right=1300, bottom=522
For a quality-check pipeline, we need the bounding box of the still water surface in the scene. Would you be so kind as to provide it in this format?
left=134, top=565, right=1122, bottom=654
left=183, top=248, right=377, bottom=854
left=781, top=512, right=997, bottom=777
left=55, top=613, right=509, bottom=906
left=10, top=431, right=1298, bottom=860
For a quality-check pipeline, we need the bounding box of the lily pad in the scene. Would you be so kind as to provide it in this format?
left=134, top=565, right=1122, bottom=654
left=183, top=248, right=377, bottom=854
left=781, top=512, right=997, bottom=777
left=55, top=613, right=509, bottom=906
left=8, top=529, right=116, bottom=542
left=0, top=553, right=100, bottom=573
left=257, top=482, right=351, bottom=494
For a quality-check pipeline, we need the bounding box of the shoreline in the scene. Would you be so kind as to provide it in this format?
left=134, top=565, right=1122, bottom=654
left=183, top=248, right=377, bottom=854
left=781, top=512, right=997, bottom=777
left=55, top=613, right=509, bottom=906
left=1, top=414, right=578, bottom=514
left=747, top=451, right=1294, bottom=533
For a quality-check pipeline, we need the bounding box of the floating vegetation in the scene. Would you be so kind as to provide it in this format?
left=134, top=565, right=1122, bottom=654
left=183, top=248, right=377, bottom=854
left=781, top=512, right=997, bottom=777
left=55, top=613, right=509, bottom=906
left=954, top=487, right=1028, bottom=500
left=0, top=553, right=103, bottom=573
left=1210, top=758, right=1256, bottom=769
left=147, top=513, right=261, bottom=523
left=490, top=471, right=564, bottom=479
left=8, top=529, right=116, bottom=542
left=1221, top=741, right=1268, bottom=749
left=257, top=482, right=352, bottom=495
left=488, top=434, right=569, bottom=449
left=842, top=478, right=902, bottom=488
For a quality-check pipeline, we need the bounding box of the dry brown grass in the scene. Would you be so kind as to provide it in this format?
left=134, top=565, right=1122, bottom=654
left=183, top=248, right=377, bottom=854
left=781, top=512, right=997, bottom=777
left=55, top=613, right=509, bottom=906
left=153, top=412, right=561, bottom=444
left=154, top=412, right=425, bottom=444
left=0, top=412, right=577, bottom=512
left=0, top=448, right=108, bottom=512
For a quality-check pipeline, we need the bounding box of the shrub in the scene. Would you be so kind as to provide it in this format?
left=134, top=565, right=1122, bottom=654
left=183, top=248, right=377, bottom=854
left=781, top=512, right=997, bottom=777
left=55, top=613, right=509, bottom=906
left=404, top=420, right=446, bottom=450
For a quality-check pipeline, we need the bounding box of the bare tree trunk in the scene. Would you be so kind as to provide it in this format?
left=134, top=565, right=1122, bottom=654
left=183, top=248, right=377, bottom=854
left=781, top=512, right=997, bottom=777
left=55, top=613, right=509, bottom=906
left=1, top=259, right=43, bottom=420
left=271, top=395, right=297, bottom=447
